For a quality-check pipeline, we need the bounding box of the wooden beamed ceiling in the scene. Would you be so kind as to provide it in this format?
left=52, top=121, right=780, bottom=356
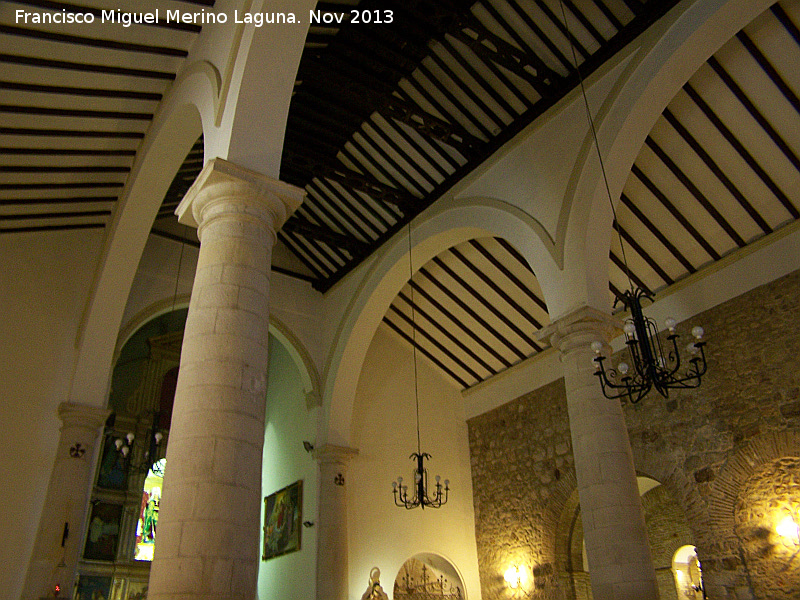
left=2, top=1, right=799, bottom=390
left=278, top=0, right=682, bottom=291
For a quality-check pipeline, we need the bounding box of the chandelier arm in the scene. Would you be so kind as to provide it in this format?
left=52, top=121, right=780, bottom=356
left=594, top=367, right=648, bottom=401
left=663, top=333, right=683, bottom=378
left=629, top=380, right=652, bottom=404
left=622, top=334, right=647, bottom=380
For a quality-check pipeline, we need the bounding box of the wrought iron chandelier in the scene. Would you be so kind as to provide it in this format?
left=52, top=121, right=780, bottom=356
left=392, top=223, right=449, bottom=510
left=114, top=411, right=166, bottom=475
left=554, top=0, right=710, bottom=405
left=590, top=289, right=708, bottom=404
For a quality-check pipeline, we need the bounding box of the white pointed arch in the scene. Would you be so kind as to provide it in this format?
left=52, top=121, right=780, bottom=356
left=269, top=315, right=322, bottom=410
left=558, top=0, right=776, bottom=317
left=320, top=195, right=558, bottom=447
left=70, top=98, right=206, bottom=408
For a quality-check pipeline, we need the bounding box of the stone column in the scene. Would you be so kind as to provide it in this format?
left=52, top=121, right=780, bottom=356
left=148, top=158, right=303, bottom=600
left=22, top=402, right=109, bottom=600
left=313, top=444, right=358, bottom=600
left=539, top=307, right=659, bottom=600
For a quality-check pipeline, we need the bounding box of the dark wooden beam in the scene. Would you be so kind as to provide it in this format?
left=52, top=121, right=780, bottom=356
left=612, top=220, right=673, bottom=287
left=468, top=239, right=548, bottom=313
left=736, top=31, right=800, bottom=116
left=0, top=222, right=105, bottom=233
left=631, top=163, right=721, bottom=261
left=662, top=108, right=771, bottom=235
left=644, top=136, right=746, bottom=248
left=0, top=147, right=135, bottom=157
left=396, top=289, right=499, bottom=376
left=284, top=216, right=367, bottom=251
left=408, top=278, right=513, bottom=369
left=0, top=209, right=110, bottom=220
left=0, top=165, right=129, bottom=173
left=435, top=253, right=542, bottom=352
left=683, top=83, right=800, bottom=220
left=0, top=80, right=161, bottom=101
left=0, top=24, right=187, bottom=57
left=387, top=303, right=484, bottom=383
left=0, top=196, right=117, bottom=206
left=619, top=193, right=696, bottom=274
left=0, top=127, right=144, bottom=138
left=383, top=316, right=471, bottom=388
left=0, top=181, right=124, bottom=190
left=707, top=56, right=800, bottom=175
left=0, top=105, right=152, bottom=121
left=383, top=96, right=482, bottom=160
left=0, top=53, right=175, bottom=80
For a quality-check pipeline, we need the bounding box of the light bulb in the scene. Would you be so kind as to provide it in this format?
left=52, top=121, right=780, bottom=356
left=618, top=362, right=629, bottom=375
left=114, top=439, right=123, bottom=450
left=397, top=476, right=403, bottom=485
left=154, top=432, right=163, bottom=444
left=392, top=481, right=397, bottom=490
left=504, top=566, right=520, bottom=589
left=590, top=340, right=603, bottom=354
left=126, top=432, right=135, bottom=444
left=623, top=322, right=636, bottom=338
left=121, top=446, right=130, bottom=457
left=435, top=475, right=441, bottom=483
left=692, top=326, right=704, bottom=340
left=444, top=479, right=450, bottom=487
left=777, top=515, right=799, bottom=542
left=665, top=317, right=676, bottom=332
left=686, top=342, right=699, bottom=355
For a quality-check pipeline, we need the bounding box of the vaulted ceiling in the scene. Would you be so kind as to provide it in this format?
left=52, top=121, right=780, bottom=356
left=2, top=0, right=798, bottom=390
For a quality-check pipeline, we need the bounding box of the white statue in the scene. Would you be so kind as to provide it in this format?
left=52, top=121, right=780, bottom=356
left=360, top=567, right=389, bottom=600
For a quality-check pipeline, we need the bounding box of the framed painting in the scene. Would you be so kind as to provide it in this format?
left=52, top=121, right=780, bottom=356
left=126, top=579, right=149, bottom=600
left=76, top=575, right=112, bottom=600
left=83, top=502, right=122, bottom=561
left=262, top=480, right=302, bottom=560
left=96, top=433, right=128, bottom=490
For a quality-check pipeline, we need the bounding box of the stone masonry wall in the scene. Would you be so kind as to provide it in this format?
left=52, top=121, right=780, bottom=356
left=467, top=268, right=800, bottom=600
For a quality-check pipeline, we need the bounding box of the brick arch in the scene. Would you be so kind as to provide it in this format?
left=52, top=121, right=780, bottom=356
left=708, top=429, right=800, bottom=540
left=549, top=473, right=583, bottom=599
left=630, top=443, right=715, bottom=551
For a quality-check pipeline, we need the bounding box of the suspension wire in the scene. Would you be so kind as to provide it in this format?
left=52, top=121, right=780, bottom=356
left=406, top=220, right=422, bottom=456
left=558, top=0, right=635, bottom=296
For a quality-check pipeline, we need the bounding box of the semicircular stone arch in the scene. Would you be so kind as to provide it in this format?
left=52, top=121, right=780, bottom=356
left=322, top=196, right=558, bottom=447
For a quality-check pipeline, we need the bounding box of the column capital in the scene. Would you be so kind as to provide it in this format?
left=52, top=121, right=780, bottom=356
left=58, top=402, right=110, bottom=431
left=537, top=306, right=622, bottom=355
left=176, top=157, right=305, bottom=231
left=312, top=444, right=359, bottom=466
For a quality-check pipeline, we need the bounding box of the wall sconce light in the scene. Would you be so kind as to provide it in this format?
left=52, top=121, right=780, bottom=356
left=504, top=565, right=527, bottom=590
left=776, top=513, right=800, bottom=543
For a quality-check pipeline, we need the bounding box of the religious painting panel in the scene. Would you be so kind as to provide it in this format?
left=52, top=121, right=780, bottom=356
left=262, top=480, right=302, bottom=560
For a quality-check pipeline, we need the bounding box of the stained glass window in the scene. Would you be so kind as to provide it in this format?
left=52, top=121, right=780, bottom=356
left=133, top=458, right=165, bottom=561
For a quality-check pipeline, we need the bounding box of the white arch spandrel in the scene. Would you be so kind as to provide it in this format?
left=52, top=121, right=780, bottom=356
left=320, top=196, right=556, bottom=447
left=69, top=0, right=314, bottom=407
left=560, top=0, right=776, bottom=318
left=209, top=0, right=317, bottom=177
left=69, top=88, right=208, bottom=407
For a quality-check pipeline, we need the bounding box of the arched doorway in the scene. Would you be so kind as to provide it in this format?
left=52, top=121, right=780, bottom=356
left=394, top=554, right=465, bottom=599
left=672, top=545, right=704, bottom=600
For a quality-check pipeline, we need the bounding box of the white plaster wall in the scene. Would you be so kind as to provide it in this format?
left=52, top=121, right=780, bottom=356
left=0, top=230, right=104, bottom=599
left=348, top=324, right=481, bottom=600
left=119, top=234, right=198, bottom=337
left=259, top=335, right=319, bottom=600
